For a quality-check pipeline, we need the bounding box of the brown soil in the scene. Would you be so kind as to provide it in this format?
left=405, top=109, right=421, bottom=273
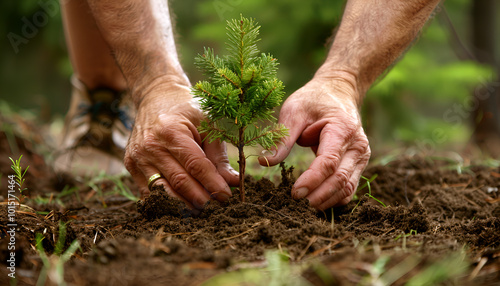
left=1, top=129, right=500, bottom=285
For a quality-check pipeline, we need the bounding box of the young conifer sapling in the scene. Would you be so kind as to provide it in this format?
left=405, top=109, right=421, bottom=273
left=192, top=16, right=288, bottom=202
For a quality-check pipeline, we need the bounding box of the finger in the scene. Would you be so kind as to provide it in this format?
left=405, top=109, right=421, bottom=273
left=203, top=138, right=239, bottom=188
left=307, top=150, right=365, bottom=210
left=292, top=123, right=350, bottom=199
left=124, top=155, right=151, bottom=198
left=138, top=163, right=186, bottom=201
left=315, top=152, right=368, bottom=210
left=303, top=149, right=358, bottom=208
left=147, top=149, right=212, bottom=209
left=162, top=132, right=232, bottom=199
left=258, top=104, right=307, bottom=166
left=129, top=153, right=195, bottom=206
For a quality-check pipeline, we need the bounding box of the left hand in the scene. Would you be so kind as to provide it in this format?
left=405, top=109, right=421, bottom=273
left=124, top=77, right=239, bottom=210
left=259, top=73, right=371, bottom=210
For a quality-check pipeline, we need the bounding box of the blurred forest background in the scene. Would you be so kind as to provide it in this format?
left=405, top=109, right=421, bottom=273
left=0, top=0, right=499, bottom=157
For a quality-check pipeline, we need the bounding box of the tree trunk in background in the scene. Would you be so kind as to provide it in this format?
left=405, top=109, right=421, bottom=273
left=471, top=0, right=500, bottom=157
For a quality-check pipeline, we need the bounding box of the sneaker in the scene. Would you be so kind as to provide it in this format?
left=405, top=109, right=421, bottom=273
left=53, top=76, right=134, bottom=176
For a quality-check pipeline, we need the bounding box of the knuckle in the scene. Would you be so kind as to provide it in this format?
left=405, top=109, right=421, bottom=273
left=143, top=134, right=161, bottom=153
left=185, top=157, right=210, bottom=179
left=318, top=153, right=341, bottom=177
left=334, top=169, right=350, bottom=187
left=123, top=156, right=135, bottom=172
left=124, top=145, right=142, bottom=172
left=143, top=139, right=170, bottom=162
left=158, top=123, right=181, bottom=142
left=316, top=176, right=353, bottom=207
left=350, top=136, right=371, bottom=156
left=365, top=145, right=372, bottom=157
left=125, top=142, right=139, bottom=157
left=353, top=128, right=369, bottom=144
left=170, top=172, right=190, bottom=191
left=359, top=135, right=369, bottom=148
left=336, top=187, right=351, bottom=203
left=344, top=180, right=356, bottom=196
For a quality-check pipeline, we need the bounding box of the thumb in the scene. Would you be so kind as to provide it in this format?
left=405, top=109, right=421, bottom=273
left=258, top=111, right=306, bottom=167
left=258, top=136, right=295, bottom=166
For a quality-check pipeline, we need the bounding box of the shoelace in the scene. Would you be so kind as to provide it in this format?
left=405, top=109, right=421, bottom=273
left=76, top=101, right=134, bottom=131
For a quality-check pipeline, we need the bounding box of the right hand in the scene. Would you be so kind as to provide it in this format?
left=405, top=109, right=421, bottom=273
left=259, top=73, right=371, bottom=210
left=124, top=77, right=239, bottom=210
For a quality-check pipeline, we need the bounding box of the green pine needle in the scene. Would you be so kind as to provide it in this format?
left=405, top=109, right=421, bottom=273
left=192, top=15, right=288, bottom=161
left=9, top=154, right=29, bottom=194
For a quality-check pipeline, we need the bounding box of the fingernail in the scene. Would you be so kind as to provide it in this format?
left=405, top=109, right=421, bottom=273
left=261, top=149, right=274, bottom=157
left=212, top=192, right=231, bottom=202
left=294, top=187, right=309, bottom=199
left=229, top=168, right=239, bottom=177
left=189, top=208, right=201, bottom=217
left=194, top=197, right=209, bottom=210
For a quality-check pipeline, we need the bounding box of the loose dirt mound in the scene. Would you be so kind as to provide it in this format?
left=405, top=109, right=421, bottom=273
left=1, top=130, right=499, bottom=286
left=130, top=166, right=332, bottom=262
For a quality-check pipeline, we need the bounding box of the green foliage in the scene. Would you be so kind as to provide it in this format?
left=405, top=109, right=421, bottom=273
left=202, top=250, right=312, bottom=286
left=193, top=15, right=289, bottom=201
left=182, top=0, right=345, bottom=93
left=109, top=175, right=139, bottom=202
left=9, top=155, right=29, bottom=198
left=394, top=229, right=418, bottom=241
left=29, top=185, right=80, bottom=208
left=193, top=15, right=288, bottom=151
left=364, top=17, right=496, bottom=149
left=36, top=221, right=80, bottom=286
left=0, top=1, right=70, bottom=115
left=405, top=250, right=469, bottom=286
left=351, top=174, right=385, bottom=214
left=86, top=172, right=139, bottom=206
left=2, top=0, right=498, bottom=154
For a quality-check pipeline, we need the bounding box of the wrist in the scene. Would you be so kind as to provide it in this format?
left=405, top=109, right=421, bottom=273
left=313, top=67, right=364, bottom=107
left=132, top=72, right=191, bottom=109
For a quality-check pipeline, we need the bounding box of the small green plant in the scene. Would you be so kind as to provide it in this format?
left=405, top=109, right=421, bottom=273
left=110, top=176, right=139, bottom=202
left=351, top=174, right=386, bottom=214
left=394, top=229, right=417, bottom=241
left=202, top=250, right=312, bottom=286
left=35, top=221, right=80, bottom=286
left=9, top=155, right=29, bottom=202
left=395, top=229, right=418, bottom=250
left=30, top=185, right=80, bottom=209
left=192, top=15, right=288, bottom=201
left=405, top=249, right=469, bottom=286
left=86, top=173, right=139, bottom=206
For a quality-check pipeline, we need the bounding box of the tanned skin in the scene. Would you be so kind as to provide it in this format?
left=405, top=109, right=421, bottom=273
left=62, top=0, right=440, bottom=211
left=262, top=0, right=441, bottom=210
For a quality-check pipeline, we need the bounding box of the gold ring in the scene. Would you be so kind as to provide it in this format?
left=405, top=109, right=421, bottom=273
left=148, top=173, right=162, bottom=190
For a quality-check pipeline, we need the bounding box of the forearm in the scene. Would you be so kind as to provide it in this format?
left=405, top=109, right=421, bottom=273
left=316, top=0, right=440, bottom=103
left=86, top=0, right=190, bottom=107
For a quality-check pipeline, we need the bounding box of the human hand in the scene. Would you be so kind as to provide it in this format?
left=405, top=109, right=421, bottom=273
left=259, top=72, right=370, bottom=210
left=124, top=76, right=239, bottom=210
